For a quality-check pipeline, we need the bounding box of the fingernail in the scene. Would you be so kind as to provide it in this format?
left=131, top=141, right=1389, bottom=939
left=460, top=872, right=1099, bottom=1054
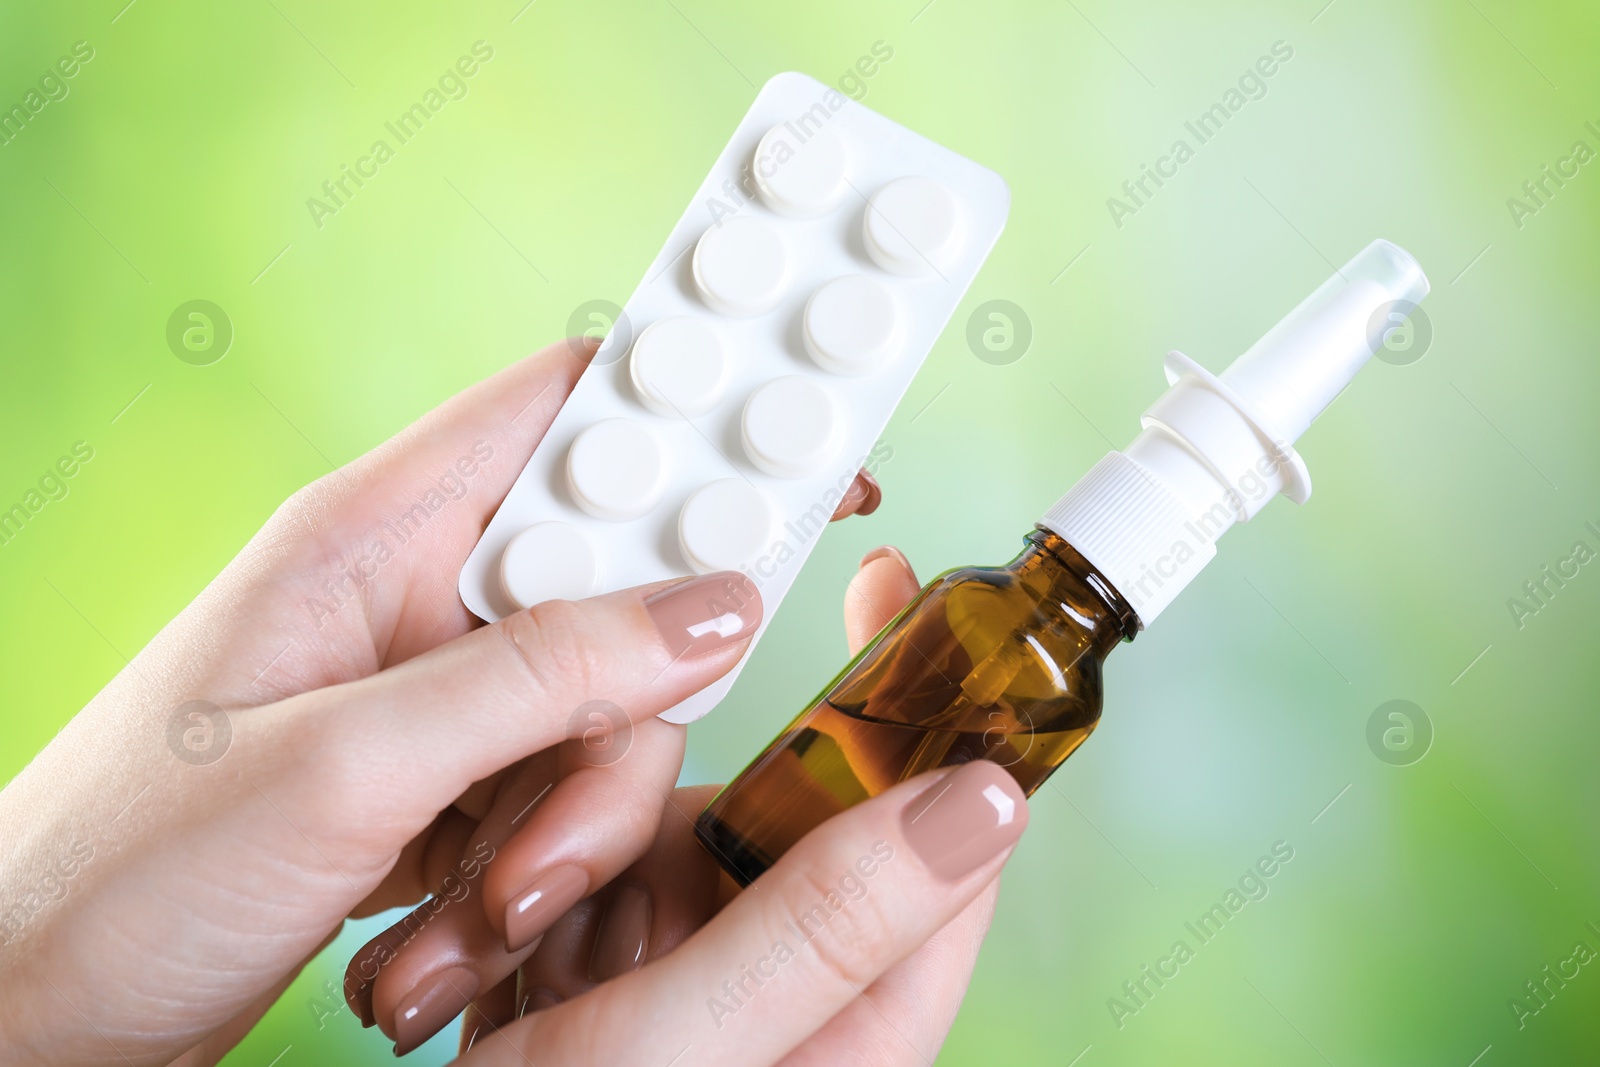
left=644, top=571, right=762, bottom=659
left=830, top=470, right=882, bottom=521
left=345, top=973, right=376, bottom=1028
left=859, top=544, right=913, bottom=578
left=392, top=966, right=479, bottom=1056
left=853, top=471, right=883, bottom=516
left=900, top=761, right=1028, bottom=882
left=504, top=864, right=590, bottom=952
left=345, top=956, right=381, bottom=1028
left=519, top=988, right=562, bottom=1017
left=588, top=883, right=652, bottom=981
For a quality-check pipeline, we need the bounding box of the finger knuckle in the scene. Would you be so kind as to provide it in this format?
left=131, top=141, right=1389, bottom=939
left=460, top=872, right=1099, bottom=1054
left=499, top=599, right=596, bottom=696
left=267, top=477, right=344, bottom=543
left=779, top=864, right=896, bottom=990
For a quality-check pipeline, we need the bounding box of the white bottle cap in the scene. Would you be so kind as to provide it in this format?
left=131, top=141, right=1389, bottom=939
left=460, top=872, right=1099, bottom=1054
left=1040, top=239, right=1430, bottom=624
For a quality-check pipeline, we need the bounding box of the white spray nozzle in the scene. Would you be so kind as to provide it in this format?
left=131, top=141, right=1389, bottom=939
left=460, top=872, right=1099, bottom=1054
left=1041, top=239, right=1430, bottom=624
left=1217, top=239, right=1430, bottom=443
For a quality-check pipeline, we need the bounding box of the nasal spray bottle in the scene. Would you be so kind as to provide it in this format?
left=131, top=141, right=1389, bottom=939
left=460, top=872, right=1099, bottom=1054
left=696, top=239, right=1430, bottom=885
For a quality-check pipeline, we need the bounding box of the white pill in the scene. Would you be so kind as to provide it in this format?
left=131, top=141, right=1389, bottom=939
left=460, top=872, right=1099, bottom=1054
left=566, top=418, right=667, bottom=521
left=629, top=316, right=731, bottom=418
left=693, top=216, right=790, bottom=317
left=802, top=275, right=904, bottom=377
left=753, top=122, right=850, bottom=219
left=499, top=521, right=604, bottom=609
left=678, top=479, right=776, bottom=574
left=863, top=176, right=965, bottom=276
left=741, top=375, right=844, bottom=479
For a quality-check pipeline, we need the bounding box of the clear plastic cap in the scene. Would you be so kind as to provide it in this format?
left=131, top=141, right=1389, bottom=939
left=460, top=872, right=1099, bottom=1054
left=1219, top=239, right=1430, bottom=442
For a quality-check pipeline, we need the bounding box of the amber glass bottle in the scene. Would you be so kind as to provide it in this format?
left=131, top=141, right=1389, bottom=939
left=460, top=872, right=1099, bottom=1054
left=696, top=528, right=1139, bottom=886
left=694, top=239, right=1431, bottom=885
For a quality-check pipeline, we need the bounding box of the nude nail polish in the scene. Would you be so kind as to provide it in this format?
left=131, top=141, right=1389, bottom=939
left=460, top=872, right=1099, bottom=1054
left=588, top=884, right=652, bottom=981
left=519, top=988, right=561, bottom=1017
left=900, top=761, right=1029, bottom=881
left=504, top=864, right=590, bottom=952
left=859, top=544, right=913, bottom=577
left=830, top=474, right=866, bottom=521
left=853, top=470, right=883, bottom=516
left=644, top=572, right=762, bottom=659
left=830, top=471, right=883, bottom=521
left=345, top=970, right=377, bottom=1028
left=392, top=966, right=478, bottom=1056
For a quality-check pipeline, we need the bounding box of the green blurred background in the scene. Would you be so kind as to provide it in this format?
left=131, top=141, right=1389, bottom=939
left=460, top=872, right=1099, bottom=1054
left=3, top=0, right=1597, bottom=1062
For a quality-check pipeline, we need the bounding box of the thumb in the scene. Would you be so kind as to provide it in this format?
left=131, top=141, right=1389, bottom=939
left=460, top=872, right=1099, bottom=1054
left=844, top=546, right=921, bottom=653
left=277, top=571, right=761, bottom=814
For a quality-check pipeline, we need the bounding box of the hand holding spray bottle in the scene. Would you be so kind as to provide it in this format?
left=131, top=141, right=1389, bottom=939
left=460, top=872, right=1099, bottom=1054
left=697, top=240, right=1430, bottom=884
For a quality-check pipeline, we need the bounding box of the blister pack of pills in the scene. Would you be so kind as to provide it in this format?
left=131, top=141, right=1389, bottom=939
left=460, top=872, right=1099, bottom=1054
left=458, top=71, right=1009, bottom=723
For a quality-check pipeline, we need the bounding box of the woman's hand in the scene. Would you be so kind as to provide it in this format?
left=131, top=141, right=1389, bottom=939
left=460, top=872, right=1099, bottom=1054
left=431, top=551, right=1030, bottom=1067
left=342, top=544, right=1012, bottom=1061
left=453, top=761, right=1027, bottom=1067
left=0, top=337, right=880, bottom=1066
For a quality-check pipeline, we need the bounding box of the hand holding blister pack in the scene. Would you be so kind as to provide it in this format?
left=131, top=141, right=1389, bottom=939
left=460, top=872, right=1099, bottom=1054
left=458, top=72, right=1010, bottom=723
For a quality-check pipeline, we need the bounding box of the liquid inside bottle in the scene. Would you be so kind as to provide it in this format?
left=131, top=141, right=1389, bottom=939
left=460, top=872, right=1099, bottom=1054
left=696, top=529, right=1138, bottom=886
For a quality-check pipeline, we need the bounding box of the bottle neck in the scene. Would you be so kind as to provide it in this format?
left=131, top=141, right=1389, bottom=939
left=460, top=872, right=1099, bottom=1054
left=1020, top=527, right=1141, bottom=655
